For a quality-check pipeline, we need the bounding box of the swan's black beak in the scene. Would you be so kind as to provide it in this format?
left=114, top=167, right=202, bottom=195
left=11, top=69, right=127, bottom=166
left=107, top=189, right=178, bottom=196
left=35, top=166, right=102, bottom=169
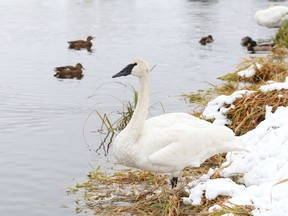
left=112, top=63, right=137, bottom=78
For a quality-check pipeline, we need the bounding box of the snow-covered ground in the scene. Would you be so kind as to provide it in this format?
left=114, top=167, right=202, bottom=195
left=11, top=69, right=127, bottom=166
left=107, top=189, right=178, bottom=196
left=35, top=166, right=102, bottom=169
left=185, top=78, right=288, bottom=216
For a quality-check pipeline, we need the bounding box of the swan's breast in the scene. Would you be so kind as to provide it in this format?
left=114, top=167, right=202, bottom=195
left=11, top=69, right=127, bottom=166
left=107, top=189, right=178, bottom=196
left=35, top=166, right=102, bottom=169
left=113, top=133, right=140, bottom=166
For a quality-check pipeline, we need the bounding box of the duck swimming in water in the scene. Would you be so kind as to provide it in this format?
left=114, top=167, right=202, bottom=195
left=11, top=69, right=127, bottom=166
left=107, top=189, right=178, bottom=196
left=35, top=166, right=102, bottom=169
left=68, top=36, right=95, bottom=51
left=112, top=59, right=245, bottom=188
left=199, top=35, right=214, bottom=45
left=54, top=63, right=85, bottom=79
left=241, top=36, right=275, bottom=53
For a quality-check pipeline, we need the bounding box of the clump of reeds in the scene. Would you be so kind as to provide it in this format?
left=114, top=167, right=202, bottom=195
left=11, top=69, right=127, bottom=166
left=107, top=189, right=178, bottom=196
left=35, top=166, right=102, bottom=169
left=84, top=82, right=138, bottom=155
left=219, top=57, right=288, bottom=84
left=225, top=89, right=288, bottom=135
left=182, top=89, right=216, bottom=114
left=274, top=21, right=288, bottom=48
left=182, top=83, right=240, bottom=115
left=86, top=80, right=165, bottom=155
left=182, top=89, right=214, bottom=106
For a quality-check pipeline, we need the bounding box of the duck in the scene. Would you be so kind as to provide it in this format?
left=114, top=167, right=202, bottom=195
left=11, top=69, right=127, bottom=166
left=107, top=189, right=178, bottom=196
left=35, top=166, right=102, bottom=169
left=199, top=35, right=214, bottom=45
left=54, top=63, right=84, bottom=79
left=241, top=36, right=275, bottom=53
left=68, top=36, right=95, bottom=51
left=112, top=59, right=246, bottom=188
left=241, top=36, right=253, bottom=47
left=255, top=5, right=288, bottom=28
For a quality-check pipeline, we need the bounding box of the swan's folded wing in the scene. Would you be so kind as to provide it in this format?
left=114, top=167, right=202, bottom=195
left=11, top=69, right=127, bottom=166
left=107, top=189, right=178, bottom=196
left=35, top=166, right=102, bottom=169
left=145, top=113, right=212, bottom=129
left=147, top=142, right=202, bottom=168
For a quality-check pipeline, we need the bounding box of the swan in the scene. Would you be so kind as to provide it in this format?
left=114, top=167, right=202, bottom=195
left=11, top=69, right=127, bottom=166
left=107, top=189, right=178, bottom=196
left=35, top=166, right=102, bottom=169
left=255, top=5, right=288, bottom=28
left=112, top=59, right=245, bottom=188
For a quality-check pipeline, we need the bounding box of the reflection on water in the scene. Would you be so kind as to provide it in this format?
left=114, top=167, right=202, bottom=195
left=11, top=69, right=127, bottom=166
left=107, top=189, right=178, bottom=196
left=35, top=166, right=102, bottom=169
left=0, top=0, right=281, bottom=215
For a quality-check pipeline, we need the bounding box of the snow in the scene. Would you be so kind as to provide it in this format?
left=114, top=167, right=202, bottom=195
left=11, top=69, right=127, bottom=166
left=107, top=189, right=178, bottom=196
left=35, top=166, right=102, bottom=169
left=202, top=90, right=255, bottom=126
left=237, top=64, right=262, bottom=78
left=259, top=77, right=288, bottom=92
left=186, top=79, right=288, bottom=215
left=208, top=204, right=222, bottom=213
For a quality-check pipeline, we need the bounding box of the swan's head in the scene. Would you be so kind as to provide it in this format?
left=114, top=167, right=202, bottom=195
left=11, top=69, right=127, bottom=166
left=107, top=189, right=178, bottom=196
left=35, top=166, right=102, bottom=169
left=112, top=59, right=150, bottom=78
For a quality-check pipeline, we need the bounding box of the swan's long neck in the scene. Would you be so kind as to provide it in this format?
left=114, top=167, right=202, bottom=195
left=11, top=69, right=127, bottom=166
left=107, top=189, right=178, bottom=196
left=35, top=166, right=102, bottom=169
left=125, top=73, right=150, bottom=139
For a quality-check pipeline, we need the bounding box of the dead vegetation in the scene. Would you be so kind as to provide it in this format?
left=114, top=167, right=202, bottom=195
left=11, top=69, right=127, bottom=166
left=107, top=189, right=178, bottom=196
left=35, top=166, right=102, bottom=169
left=219, top=56, right=288, bottom=84
left=274, top=21, right=288, bottom=49
left=69, top=155, right=254, bottom=216
left=189, top=49, right=288, bottom=136
left=225, top=89, right=288, bottom=135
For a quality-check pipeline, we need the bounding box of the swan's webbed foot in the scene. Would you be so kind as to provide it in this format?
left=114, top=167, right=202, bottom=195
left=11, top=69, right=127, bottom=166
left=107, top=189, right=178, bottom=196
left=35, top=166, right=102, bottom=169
left=171, top=177, right=178, bottom=189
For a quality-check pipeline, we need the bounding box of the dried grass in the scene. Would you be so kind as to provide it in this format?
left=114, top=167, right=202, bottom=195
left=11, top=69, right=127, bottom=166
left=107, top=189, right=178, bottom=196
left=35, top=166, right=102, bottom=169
left=274, top=21, right=288, bottom=48
left=70, top=154, right=253, bottom=216
left=209, top=202, right=254, bottom=216
left=225, top=90, right=288, bottom=135
left=72, top=169, right=194, bottom=215
left=270, top=178, right=288, bottom=203
left=220, top=56, right=288, bottom=84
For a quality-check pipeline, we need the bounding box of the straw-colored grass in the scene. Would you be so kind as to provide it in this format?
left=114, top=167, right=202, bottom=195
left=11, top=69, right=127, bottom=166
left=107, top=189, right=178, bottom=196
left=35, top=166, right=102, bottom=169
left=225, top=89, right=288, bottom=135
left=182, top=90, right=214, bottom=106
left=70, top=168, right=193, bottom=215
left=274, top=21, right=288, bottom=48
left=69, top=153, right=253, bottom=216
left=182, top=89, right=216, bottom=114
left=182, top=83, right=240, bottom=113
left=219, top=57, right=288, bottom=84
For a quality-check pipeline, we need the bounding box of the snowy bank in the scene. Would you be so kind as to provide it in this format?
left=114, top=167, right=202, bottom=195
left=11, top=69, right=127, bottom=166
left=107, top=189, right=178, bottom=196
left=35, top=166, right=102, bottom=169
left=237, top=63, right=262, bottom=78
left=202, top=90, right=255, bottom=126
left=187, top=79, right=288, bottom=216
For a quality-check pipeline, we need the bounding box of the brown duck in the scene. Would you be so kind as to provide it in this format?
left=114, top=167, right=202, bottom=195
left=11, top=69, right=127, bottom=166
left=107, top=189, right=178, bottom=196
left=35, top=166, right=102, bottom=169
left=68, top=36, right=95, bottom=51
left=199, top=35, right=214, bottom=45
left=54, top=63, right=85, bottom=79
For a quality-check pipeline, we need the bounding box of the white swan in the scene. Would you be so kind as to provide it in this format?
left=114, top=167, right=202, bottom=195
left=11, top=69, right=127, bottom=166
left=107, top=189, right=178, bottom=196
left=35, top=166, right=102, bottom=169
left=112, top=59, right=245, bottom=188
left=255, top=5, right=288, bottom=28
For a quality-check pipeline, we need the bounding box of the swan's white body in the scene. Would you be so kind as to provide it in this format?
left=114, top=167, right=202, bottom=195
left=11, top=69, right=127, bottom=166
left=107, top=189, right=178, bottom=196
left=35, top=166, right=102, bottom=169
left=112, top=59, right=245, bottom=186
left=255, top=5, right=288, bottom=28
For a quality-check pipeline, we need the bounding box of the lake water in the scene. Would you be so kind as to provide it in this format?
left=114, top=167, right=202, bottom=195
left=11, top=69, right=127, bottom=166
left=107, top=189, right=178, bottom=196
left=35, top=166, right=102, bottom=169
left=0, top=0, right=282, bottom=215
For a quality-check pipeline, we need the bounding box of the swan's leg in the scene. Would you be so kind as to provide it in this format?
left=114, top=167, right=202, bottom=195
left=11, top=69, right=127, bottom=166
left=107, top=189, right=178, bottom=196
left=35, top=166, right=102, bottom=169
left=171, top=177, right=178, bottom=188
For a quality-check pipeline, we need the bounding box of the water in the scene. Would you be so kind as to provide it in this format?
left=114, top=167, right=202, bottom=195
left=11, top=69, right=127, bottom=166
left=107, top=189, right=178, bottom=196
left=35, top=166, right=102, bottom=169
left=0, top=0, right=282, bottom=215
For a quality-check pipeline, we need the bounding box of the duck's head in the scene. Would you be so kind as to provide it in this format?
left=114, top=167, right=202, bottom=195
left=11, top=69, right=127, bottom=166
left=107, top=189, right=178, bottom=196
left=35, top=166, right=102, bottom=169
left=247, top=40, right=257, bottom=52
left=87, top=36, right=95, bottom=41
left=241, top=36, right=253, bottom=46
left=247, top=40, right=257, bottom=48
left=207, top=35, right=213, bottom=40
left=112, top=59, right=150, bottom=78
left=75, top=63, right=85, bottom=70
left=205, top=35, right=214, bottom=43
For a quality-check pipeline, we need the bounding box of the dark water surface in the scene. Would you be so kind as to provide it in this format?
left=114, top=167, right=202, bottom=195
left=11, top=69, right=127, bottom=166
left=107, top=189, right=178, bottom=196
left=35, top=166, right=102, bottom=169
left=0, top=0, right=282, bottom=215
